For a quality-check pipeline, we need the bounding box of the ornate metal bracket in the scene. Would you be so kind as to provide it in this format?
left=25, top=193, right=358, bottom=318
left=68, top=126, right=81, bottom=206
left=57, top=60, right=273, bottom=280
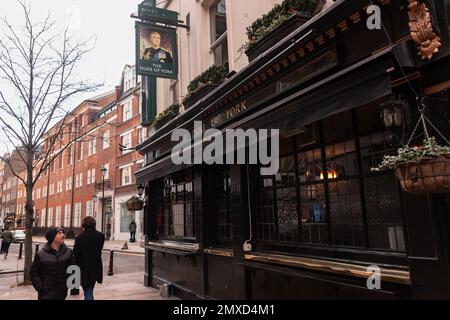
left=407, top=0, right=441, bottom=60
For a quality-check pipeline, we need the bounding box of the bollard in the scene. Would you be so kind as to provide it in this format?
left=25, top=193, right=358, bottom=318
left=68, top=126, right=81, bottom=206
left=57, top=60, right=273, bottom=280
left=160, top=283, right=171, bottom=298
left=18, top=242, right=23, bottom=260
left=35, top=244, right=40, bottom=253
left=107, top=250, right=114, bottom=276
left=70, top=288, right=80, bottom=296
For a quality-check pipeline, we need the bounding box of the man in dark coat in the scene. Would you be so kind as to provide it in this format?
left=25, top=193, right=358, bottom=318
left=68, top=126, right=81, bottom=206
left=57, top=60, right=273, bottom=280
left=73, top=216, right=105, bottom=300
left=141, top=31, right=173, bottom=63
left=1, top=227, right=13, bottom=258
left=30, top=228, right=75, bottom=300
left=129, top=221, right=137, bottom=243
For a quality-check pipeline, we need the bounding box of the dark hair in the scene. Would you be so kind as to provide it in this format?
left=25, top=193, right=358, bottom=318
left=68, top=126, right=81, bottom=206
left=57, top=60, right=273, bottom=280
left=82, top=216, right=96, bottom=229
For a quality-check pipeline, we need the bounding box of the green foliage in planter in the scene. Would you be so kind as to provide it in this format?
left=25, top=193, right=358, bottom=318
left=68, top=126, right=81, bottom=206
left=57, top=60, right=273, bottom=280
left=372, top=137, right=450, bottom=171
left=185, top=64, right=229, bottom=97
left=150, top=103, right=180, bottom=129
left=242, top=0, right=319, bottom=52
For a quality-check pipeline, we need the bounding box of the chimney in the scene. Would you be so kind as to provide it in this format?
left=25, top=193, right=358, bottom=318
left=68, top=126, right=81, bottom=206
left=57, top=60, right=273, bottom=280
left=115, top=86, right=122, bottom=100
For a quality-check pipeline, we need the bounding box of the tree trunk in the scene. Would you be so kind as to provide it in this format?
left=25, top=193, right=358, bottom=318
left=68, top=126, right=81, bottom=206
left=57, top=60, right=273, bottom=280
left=23, top=170, right=34, bottom=284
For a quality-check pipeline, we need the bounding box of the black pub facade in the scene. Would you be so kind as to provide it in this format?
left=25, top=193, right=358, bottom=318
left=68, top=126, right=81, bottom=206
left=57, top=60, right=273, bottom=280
left=136, top=0, right=450, bottom=299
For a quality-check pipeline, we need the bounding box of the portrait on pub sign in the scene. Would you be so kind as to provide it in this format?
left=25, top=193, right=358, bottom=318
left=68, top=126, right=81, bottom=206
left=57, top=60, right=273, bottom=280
left=136, top=22, right=178, bottom=79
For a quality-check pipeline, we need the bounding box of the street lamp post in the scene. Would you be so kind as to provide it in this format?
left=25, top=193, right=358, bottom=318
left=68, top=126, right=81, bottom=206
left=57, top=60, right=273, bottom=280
left=100, top=166, right=107, bottom=236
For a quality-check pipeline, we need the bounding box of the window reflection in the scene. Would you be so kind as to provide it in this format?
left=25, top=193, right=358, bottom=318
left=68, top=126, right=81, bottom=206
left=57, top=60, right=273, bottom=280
left=253, top=107, right=406, bottom=253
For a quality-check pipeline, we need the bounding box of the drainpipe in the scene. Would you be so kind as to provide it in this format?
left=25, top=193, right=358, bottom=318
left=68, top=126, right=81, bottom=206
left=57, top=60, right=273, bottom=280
left=243, top=164, right=253, bottom=252
left=68, top=118, right=78, bottom=239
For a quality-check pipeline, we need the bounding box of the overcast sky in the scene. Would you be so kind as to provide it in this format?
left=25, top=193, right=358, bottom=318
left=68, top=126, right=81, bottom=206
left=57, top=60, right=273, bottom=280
left=0, top=0, right=142, bottom=154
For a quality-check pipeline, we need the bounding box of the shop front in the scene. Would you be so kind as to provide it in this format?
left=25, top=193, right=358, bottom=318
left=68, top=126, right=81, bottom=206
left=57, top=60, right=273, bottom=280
left=136, top=0, right=450, bottom=299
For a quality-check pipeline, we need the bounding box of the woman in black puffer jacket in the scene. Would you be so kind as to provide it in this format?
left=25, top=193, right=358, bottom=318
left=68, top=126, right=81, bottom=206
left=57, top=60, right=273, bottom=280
left=30, top=228, right=76, bottom=300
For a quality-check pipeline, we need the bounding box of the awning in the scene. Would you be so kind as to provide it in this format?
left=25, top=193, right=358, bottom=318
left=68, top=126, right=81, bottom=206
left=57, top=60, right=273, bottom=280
left=136, top=156, right=192, bottom=184
left=238, top=48, right=395, bottom=133
left=137, top=49, right=396, bottom=183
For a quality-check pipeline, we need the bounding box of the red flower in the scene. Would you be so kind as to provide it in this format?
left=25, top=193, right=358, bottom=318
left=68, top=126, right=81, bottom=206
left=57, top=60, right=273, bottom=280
left=288, top=7, right=297, bottom=14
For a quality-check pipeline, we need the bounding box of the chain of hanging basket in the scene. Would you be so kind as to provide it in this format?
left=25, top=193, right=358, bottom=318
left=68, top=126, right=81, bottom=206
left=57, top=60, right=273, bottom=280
left=406, top=97, right=450, bottom=147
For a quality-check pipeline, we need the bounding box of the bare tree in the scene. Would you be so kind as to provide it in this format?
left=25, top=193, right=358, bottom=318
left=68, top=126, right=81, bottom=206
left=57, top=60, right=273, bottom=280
left=0, top=1, right=103, bottom=283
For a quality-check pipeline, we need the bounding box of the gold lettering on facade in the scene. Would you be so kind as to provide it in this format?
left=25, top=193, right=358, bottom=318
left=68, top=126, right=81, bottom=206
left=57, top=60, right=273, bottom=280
left=211, top=102, right=247, bottom=128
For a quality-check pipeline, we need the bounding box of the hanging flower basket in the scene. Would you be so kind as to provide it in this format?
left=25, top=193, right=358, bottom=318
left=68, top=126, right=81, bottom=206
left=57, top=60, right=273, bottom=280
left=126, top=196, right=144, bottom=211
left=373, top=137, right=450, bottom=194
left=395, top=156, right=450, bottom=194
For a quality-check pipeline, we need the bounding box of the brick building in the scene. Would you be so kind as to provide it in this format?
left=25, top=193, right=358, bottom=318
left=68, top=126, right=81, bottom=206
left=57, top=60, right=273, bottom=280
left=15, top=65, right=145, bottom=241
left=113, top=65, right=146, bottom=242
left=0, top=149, right=27, bottom=229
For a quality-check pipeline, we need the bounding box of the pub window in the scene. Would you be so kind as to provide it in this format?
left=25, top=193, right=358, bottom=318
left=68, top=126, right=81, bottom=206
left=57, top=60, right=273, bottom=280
left=254, top=108, right=406, bottom=254
left=210, top=0, right=228, bottom=68
left=297, top=148, right=328, bottom=245
left=215, top=166, right=232, bottom=243
left=158, top=170, right=194, bottom=239
left=256, top=154, right=300, bottom=243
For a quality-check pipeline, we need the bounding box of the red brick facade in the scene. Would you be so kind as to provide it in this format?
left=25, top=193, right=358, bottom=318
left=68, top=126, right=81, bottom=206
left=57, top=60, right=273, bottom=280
left=15, top=66, right=145, bottom=239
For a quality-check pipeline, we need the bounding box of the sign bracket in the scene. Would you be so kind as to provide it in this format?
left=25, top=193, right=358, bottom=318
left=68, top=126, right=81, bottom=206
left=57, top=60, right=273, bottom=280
left=130, top=13, right=190, bottom=31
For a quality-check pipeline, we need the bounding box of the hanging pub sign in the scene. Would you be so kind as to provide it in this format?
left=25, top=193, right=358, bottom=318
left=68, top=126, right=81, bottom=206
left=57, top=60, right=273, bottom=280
left=135, top=22, right=178, bottom=79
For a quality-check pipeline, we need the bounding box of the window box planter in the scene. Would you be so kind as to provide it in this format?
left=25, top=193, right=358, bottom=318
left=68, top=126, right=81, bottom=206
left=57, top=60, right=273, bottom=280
left=245, top=13, right=311, bottom=62
left=183, top=64, right=228, bottom=110
left=152, top=112, right=178, bottom=130
left=151, top=103, right=180, bottom=131
left=182, top=84, right=218, bottom=110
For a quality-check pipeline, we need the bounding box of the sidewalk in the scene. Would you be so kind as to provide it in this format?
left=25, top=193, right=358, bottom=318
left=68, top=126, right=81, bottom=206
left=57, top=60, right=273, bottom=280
left=0, top=245, right=25, bottom=274
left=0, top=267, right=175, bottom=300
left=0, top=238, right=144, bottom=275
left=0, top=250, right=176, bottom=300
left=33, top=236, right=145, bottom=254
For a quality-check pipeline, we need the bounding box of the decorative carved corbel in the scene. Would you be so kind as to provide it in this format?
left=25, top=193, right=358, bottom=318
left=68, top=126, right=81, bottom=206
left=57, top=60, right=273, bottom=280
left=407, top=0, right=441, bottom=60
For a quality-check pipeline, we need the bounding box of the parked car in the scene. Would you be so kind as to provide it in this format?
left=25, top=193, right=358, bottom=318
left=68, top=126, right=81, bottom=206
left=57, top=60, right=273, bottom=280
left=11, top=229, right=26, bottom=243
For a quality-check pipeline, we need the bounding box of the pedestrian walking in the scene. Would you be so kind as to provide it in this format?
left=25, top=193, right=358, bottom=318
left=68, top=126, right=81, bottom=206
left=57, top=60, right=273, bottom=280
left=0, top=228, right=4, bottom=254
left=129, top=220, right=137, bottom=243
left=0, top=227, right=13, bottom=258
left=30, top=228, right=75, bottom=300
left=73, top=216, right=105, bottom=300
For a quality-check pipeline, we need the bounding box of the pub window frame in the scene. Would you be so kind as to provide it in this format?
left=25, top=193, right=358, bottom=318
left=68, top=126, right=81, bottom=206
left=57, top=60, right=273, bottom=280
left=253, top=108, right=408, bottom=264
left=158, top=169, right=195, bottom=241
left=211, top=165, right=233, bottom=246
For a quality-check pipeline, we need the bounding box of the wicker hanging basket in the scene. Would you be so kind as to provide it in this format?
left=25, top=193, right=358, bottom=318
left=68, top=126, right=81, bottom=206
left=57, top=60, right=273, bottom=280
left=126, top=196, right=144, bottom=211
left=395, top=155, right=450, bottom=194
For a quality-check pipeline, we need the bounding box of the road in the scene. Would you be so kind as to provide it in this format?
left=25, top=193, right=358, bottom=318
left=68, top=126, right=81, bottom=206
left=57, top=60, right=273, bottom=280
left=5, top=242, right=144, bottom=275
